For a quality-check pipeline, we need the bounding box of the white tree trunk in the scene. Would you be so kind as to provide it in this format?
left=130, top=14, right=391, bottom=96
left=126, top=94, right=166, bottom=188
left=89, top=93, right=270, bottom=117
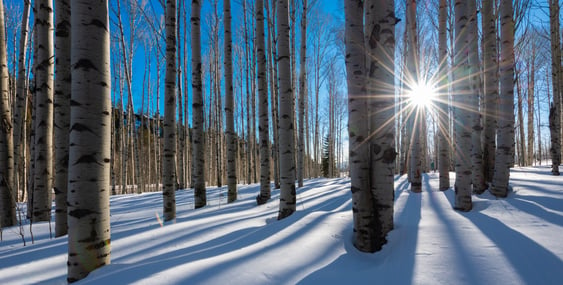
left=297, top=0, right=307, bottom=188
left=365, top=0, right=396, bottom=241
left=54, top=0, right=71, bottom=237
left=277, top=0, right=296, bottom=220
left=224, top=0, right=237, bottom=202
left=256, top=0, right=271, bottom=204
left=191, top=0, right=206, bottom=207
left=490, top=0, right=515, bottom=196
left=482, top=0, right=498, bottom=182
left=406, top=0, right=421, bottom=192
left=12, top=0, right=30, bottom=203
left=453, top=0, right=472, bottom=211
left=549, top=0, right=561, bottom=175
left=0, top=0, right=16, bottom=228
left=67, top=0, right=111, bottom=281
left=163, top=0, right=177, bottom=221
left=467, top=0, right=486, bottom=193
left=32, top=0, right=54, bottom=222
left=346, top=0, right=372, bottom=252
left=437, top=0, right=450, bottom=191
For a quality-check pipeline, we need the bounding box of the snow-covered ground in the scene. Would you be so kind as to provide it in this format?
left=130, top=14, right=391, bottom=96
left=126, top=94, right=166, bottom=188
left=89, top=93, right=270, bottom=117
left=1, top=166, right=562, bottom=285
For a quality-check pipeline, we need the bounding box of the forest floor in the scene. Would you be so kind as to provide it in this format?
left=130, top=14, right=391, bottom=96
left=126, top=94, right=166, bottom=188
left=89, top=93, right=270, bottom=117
left=1, top=165, right=562, bottom=284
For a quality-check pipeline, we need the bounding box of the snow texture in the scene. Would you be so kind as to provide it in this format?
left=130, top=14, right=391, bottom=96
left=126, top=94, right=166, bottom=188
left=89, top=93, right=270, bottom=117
left=1, top=166, right=562, bottom=284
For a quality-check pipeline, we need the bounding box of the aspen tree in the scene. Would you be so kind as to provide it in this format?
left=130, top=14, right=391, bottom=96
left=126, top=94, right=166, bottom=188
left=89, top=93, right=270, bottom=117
left=163, top=0, right=177, bottom=221
left=224, top=0, right=237, bottom=202
left=277, top=0, right=296, bottom=220
left=192, top=0, right=206, bottom=208
left=67, top=0, right=112, bottom=281
left=491, top=0, right=516, bottom=196
left=453, top=0, right=472, bottom=210
left=32, top=0, right=54, bottom=222
left=0, top=0, right=15, bottom=227
left=54, top=0, right=71, bottom=236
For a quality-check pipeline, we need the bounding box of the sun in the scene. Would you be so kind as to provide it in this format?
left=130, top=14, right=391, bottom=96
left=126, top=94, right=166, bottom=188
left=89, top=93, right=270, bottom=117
left=408, top=82, right=437, bottom=109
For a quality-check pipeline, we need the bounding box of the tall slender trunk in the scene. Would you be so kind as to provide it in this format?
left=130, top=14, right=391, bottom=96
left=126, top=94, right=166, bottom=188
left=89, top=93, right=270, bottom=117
left=346, top=0, right=371, bottom=252
left=0, top=0, right=16, bottom=227
left=13, top=0, right=30, bottom=203
left=163, top=0, right=177, bottom=221
left=267, top=0, right=280, bottom=189
left=437, top=0, right=450, bottom=191
left=277, top=0, right=296, bottom=220
left=191, top=0, right=206, bottom=207
left=468, top=0, right=485, bottom=193
left=490, top=0, right=515, bottom=196
left=32, top=0, right=54, bottom=222
left=297, top=0, right=307, bottom=187
left=54, top=0, right=71, bottom=237
left=406, top=0, right=421, bottom=192
left=67, top=0, right=111, bottom=281
left=482, top=0, right=498, bottom=182
left=549, top=0, right=561, bottom=175
left=527, top=55, right=535, bottom=165
left=256, top=0, right=271, bottom=204
left=453, top=0, right=472, bottom=210
left=224, top=0, right=237, bottom=202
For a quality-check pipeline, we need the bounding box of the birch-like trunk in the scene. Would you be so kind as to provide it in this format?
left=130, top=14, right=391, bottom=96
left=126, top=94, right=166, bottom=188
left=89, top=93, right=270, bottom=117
left=437, top=0, right=450, bottom=191
left=365, top=0, right=396, bottom=239
left=277, top=0, right=296, bottom=220
left=490, top=0, right=515, bottom=196
left=54, top=0, right=71, bottom=237
left=162, top=0, right=177, bottom=221
left=346, top=0, right=374, bottom=252
left=468, top=0, right=486, bottom=193
left=406, top=0, right=421, bottom=192
left=256, top=0, right=271, bottom=205
left=224, top=0, right=237, bottom=202
left=67, top=0, right=111, bottom=281
left=267, top=0, right=280, bottom=189
left=191, top=0, right=206, bottom=207
left=297, top=0, right=307, bottom=188
left=12, top=0, right=30, bottom=202
left=32, top=0, right=54, bottom=222
left=527, top=57, right=535, bottom=165
left=453, top=0, right=472, bottom=211
left=0, top=0, right=15, bottom=227
left=549, top=0, right=561, bottom=175
left=482, top=0, right=498, bottom=182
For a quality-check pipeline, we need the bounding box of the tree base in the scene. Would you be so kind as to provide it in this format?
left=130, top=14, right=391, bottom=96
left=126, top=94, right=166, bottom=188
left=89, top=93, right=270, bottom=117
left=256, top=194, right=270, bottom=205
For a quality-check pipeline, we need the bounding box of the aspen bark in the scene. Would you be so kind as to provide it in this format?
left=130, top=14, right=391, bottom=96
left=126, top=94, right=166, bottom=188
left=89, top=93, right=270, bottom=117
left=67, top=0, right=111, bottom=281
left=163, top=0, right=177, bottom=221
left=32, top=0, right=54, bottom=222
left=482, top=0, right=498, bottom=182
left=453, top=0, right=472, bottom=210
left=346, top=0, right=374, bottom=252
left=297, top=0, right=307, bottom=188
left=277, top=0, right=296, bottom=220
left=54, top=0, right=71, bottom=237
left=468, top=0, right=486, bottom=193
left=256, top=0, right=271, bottom=205
left=549, top=0, right=561, bottom=175
left=437, top=0, right=450, bottom=191
left=224, top=0, right=237, bottom=202
left=491, top=0, right=515, bottom=196
left=406, top=0, right=421, bottom=192
left=0, top=0, right=15, bottom=227
left=192, top=0, right=206, bottom=207
left=365, top=0, right=396, bottom=239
